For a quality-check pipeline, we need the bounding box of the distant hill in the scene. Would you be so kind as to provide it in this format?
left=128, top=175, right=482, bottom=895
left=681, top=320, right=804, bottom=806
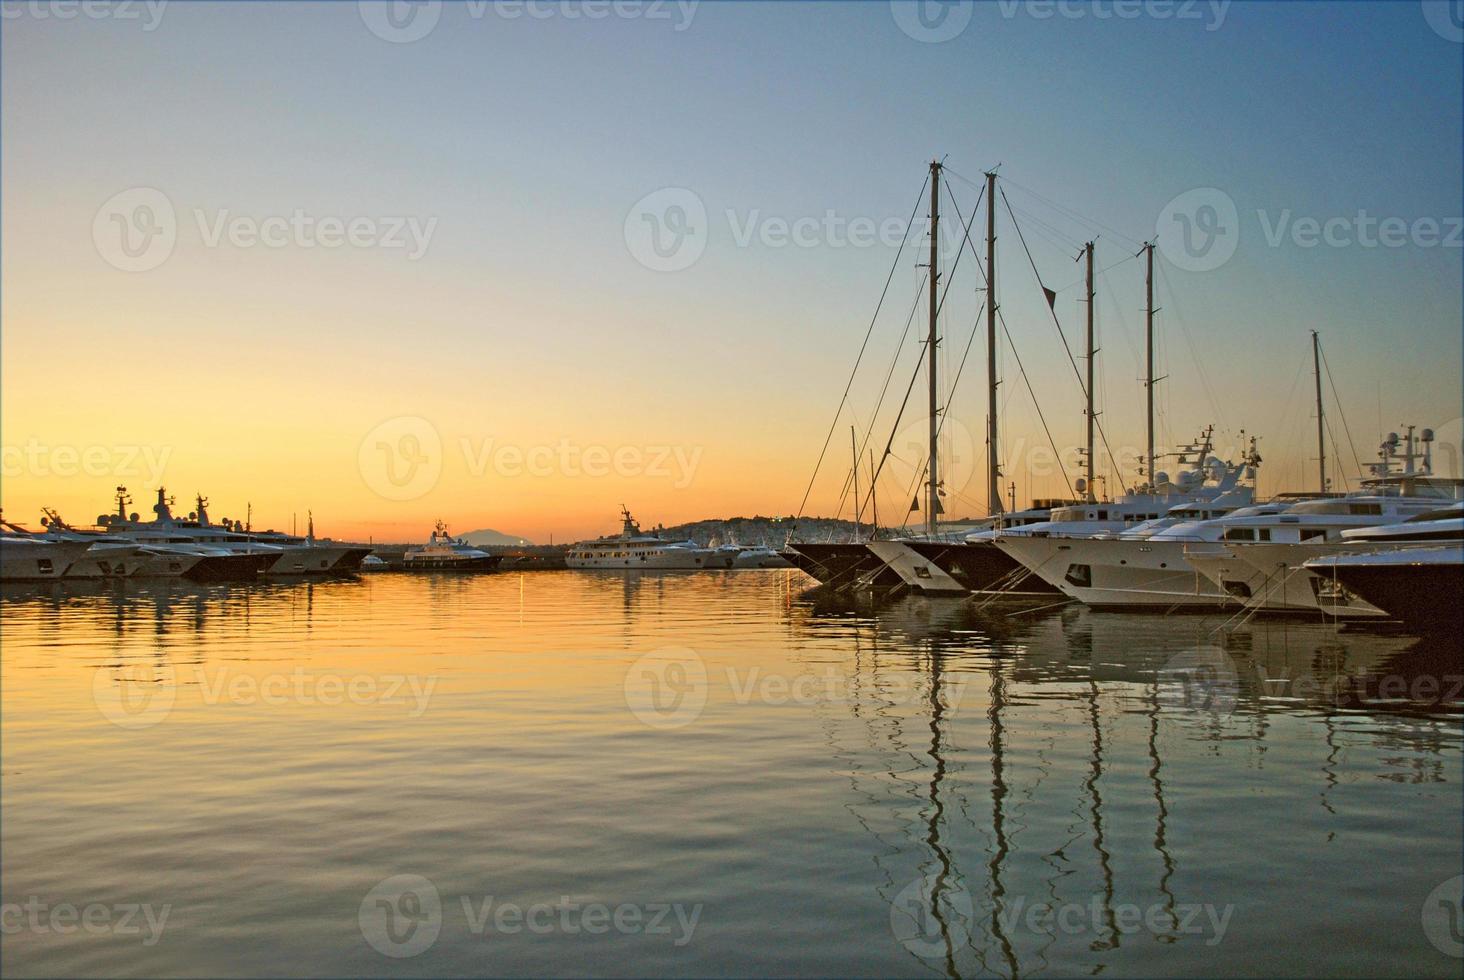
left=460, top=528, right=535, bottom=547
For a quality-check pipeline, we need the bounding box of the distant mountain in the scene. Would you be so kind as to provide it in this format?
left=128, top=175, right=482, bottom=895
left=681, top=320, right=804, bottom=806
left=460, top=528, right=534, bottom=547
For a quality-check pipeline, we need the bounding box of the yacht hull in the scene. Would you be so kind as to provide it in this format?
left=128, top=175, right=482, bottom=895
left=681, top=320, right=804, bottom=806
left=1218, top=542, right=1388, bottom=618
left=1320, top=551, right=1464, bottom=633
left=264, top=545, right=362, bottom=576
left=903, top=540, right=1062, bottom=596
left=402, top=555, right=503, bottom=572
left=865, top=541, right=969, bottom=596
left=0, top=539, right=92, bottom=581
left=782, top=543, right=903, bottom=591
left=994, top=536, right=1234, bottom=610
left=566, top=550, right=718, bottom=570
left=185, top=552, right=276, bottom=582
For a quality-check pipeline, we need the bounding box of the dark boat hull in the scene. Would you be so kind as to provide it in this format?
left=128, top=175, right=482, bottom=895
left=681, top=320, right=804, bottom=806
left=1330, top=561, right=1464, bottom=634
left=783, top=543, right=903, bottom=591
left=903, top=540, right=1062, bottom=595
left=186, top=552, right=276, bottom=582
left=402, top=555, right=503, bottom=572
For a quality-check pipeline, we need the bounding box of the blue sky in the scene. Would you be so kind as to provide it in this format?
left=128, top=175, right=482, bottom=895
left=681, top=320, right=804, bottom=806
left=2, top=1, right=1461, bottom=532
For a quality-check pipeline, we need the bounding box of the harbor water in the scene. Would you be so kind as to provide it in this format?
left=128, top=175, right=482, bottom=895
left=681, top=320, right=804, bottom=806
left=2, top=571, right=1460, bottom=977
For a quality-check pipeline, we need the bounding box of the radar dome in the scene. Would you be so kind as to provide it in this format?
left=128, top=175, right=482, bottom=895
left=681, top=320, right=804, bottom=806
left=1154, top=470, right=1170, bottom=486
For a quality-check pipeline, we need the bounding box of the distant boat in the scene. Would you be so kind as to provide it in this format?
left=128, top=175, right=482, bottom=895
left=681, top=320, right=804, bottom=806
left=565, top=508, right=719, bottom=570
left=402, top=520, right=502, bottom=572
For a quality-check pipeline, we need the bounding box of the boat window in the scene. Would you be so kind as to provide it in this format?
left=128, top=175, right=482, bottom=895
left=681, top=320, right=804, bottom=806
left=1257, top=528, right=1271, bottom=541
left=1064, top=563, right=1092, bottom=588
left=1097, top=510, right=1108, bottom=520
left=1223, top=528, right=1255, bottom=541
left=1300, top=529, right=1327, bottom=542
left=1348, top=503, right=1382, bottom=516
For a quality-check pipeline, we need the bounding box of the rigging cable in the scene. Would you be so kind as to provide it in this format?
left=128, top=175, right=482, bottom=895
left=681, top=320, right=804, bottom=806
left=1318, top=341, right=1365, bottom=483
left=795, top=171, right=930, bottom=518
left=1001, top=187, right=1131, bottom=494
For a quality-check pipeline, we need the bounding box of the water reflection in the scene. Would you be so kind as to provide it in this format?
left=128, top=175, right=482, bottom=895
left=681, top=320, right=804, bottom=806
left=791, top=590, right=1461, bottom=978
left=1, top=574, right=1458, bottom=978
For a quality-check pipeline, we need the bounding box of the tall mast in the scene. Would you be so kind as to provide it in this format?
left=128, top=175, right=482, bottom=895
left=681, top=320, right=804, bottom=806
left=1084, top=241, right=1096, bottom=503
left=1144, top=241, right=1156, bottom=487
left=1312, top=330, right=1326, bottom=492
left=869, top=448, right=878, bottom=537
left=926, top=159, right=941, bottom=536
left=850, top=425, right=861, bottom=542
left=985, top=170, right=1000, bottom=515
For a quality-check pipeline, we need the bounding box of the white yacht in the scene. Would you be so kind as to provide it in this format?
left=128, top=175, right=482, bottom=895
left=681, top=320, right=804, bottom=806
left=707, top=541, right=792, bottom=569
left=102, top=488, right=280, bottom=580
left=565, top=508, right=719, bottom=569
left=992, top=432, right=1265, bottom=606
left=0, top=520, right=94, bottom=581
left=1186, top=430, right=1462, bottom=616
left=402, top=521, right=501, bottom=571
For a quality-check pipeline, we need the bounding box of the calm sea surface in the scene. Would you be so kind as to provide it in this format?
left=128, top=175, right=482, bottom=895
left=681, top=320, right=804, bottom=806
left=2, top=570, right=1461, bottom=978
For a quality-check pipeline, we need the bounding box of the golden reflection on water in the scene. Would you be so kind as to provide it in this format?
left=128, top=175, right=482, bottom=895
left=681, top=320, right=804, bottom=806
left=2, top=571, right=1460, bottom=978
